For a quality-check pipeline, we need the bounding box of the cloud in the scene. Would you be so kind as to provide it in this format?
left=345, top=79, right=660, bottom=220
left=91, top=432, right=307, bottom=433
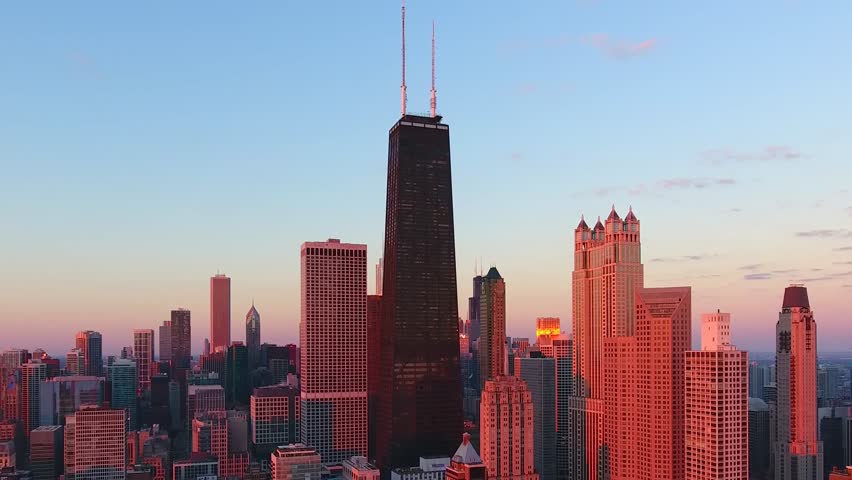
left=68, top=49, right=101, bottom=78
left=794, top=229, right=852, bottom=239
left=579, top=177, right=735, bottom=197
left=650, top=254, right=718, bottom=263
left=726, top=207, right=743, bottom=213
left=847, top=206, right=852, bottom=217
left=514, top=83, right=538, bottom=96
left=510, top=152, right=525, bottom=162
left=835, top=246, right=852, bottom=251
left=701, top=146, right=805, bottom=166
left=843, top=284, right=852, bottom=288
left=834, top=261, right=852, bottom=265
left=582, top=34, right=659, bottom=59
left=744, top=273, right=772, bottom=280
left=739, top=264, right=763, bottom=271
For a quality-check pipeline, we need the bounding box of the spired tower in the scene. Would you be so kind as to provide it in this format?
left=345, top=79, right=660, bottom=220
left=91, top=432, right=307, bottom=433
left=568, top=206, right=643, bottom=480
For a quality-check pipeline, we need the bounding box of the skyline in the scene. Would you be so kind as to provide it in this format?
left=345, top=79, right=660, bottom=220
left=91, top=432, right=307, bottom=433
left=2, top=1, right=852, bottom=355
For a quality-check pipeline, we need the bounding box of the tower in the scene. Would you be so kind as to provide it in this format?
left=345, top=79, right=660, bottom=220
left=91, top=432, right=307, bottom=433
left=21, top=360, right=47, bottom=437
left=107, top=358, right=138, bottom=429
left=133, top=329, right=154, bottom=394
left=245, top=304, right=261, bottom=370
left=377, top=2, right=461, bottom=469
left=75, top=331, right=103, bottom=377
left=210, top=274, right=231, bottom=354
left=73, top=407, right=127, bottom=480
left=479, top=267, right=506, bottom=390
left=159, top=320, right=172, bottom=362
left=170, top=309, right=192, bottom=371
left=300, top=239, right=368, bottom=464
left=569, top=206, right=642, bottom=480
left=479, top=376, right=538, bottom=480
left=774, top=285, right=823, bottom=480
left=516, top=354, right=557, bottom=480
left=685, top=311, right=748, bottom=480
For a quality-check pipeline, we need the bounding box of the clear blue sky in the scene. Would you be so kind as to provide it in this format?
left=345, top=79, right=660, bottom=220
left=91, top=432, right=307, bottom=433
left=2, top=1, right=851, bottom=355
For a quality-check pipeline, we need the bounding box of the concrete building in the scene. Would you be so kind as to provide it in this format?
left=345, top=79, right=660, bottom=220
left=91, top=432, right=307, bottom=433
left=685, top=311, right=748, bottom=480
left=29, top=425, right=63, bottom=480
left=133, top=329, right=155, bottom=394
left=480, top=376, right=538, bottom=480
left=342, top=456, right=380, bottom=480
left=445, top=433, right=486, bottom=480
left=749, top=398, right=770, bottom=480
left=250, top=385, right=300, bottom=455
left=479, top=267, right=506, bottom=391
left=390, top=457, right=450, bottom=480
left=773, top=286, right=823, bottom=480
left=191, top=410, right=249, bottom=478
left=210, top=273, right=231, bottom=354
left=73, top=407, right=126, bottom=480
left=300, top=239, right=368, bottom=464
left=271, top=444, right=322, bottom=480
left=515, top=354, right=556, bottom=480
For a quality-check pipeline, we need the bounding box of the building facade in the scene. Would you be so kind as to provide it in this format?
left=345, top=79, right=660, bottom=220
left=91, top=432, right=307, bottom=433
left=170, top=309, right=192, bottom=370
left=158, top=321, right=171, bottom=363
left=107, top=358, right=138, bottom=429
left=480, top=376, right=538, bottom=480
left=210, top=274, right=231, bottom=354
left=250, top=385, right=300, bottom=453
left=133, top=329, right=154, bottom=394
left=774, top=285, right=823, bottom=480
left=246, top=303, right=261, bottom=370
left=478, top=268, right=506, bottom=391
left=685, top=311, right=748, bottom=480
left=29, top=425, right=63, bottom=480
left=301, top=239, right=368, bottom=464
left=515, top=355, right=556, bottom=480
left=73, top=407, right=126, bottom=480
left=342, top=456, right=381, bottom=480
left=21, top=361, right=46, bottom=437
left=271, top=444, right=322, bottom=480
left=749, top=398, right=770, bottom=480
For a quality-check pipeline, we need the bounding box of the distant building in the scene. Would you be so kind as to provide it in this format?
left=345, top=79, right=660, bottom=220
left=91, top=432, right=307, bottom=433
left=158, top=321, right=171, bottom=363
left=552, top=335, right=572, bottom=480
left=515, top=355, right=556, bottom=480
left=390, top=457, right=450, bottom=480
left=246, top=303, right=262, bottom=370
left=65, top=349, right=85, bottom=376
left=341, top=456, right=380, bottom=480
left=478, top=268, right=506, bottom=391
left=749, top=398, right=770, bottom=480
left=191, top=410, right=249, bottom=478
left=271, top=444, right=322, bottom=480
left=225, top=342, right=249, bottom=406
left=29, top=425, right=63, bottom=480
left=749, top=362, right=768, bottom=400
left=480, top=376, right=537, bottom=480
left=75, top=331, right=103, bottom=377
left=173, top=453, right=218, bottom=480
left=170, top=309, right=192, bottom=370
left=187, top=385, right=225, bottom=430
left=250, top=385, right=300, bottom=456
left=73, top=407, right=126, bottom=480
left=445, top=433, right=486, bottom=480
left=107, top=358, right=138, bottom=429
left=20, top=361, right=46, bottom=437
left=535, top=317, right=560, bottom=356
left=133, top=330, right=155, bottom=394
left=210, top=273, right=232, bottom=354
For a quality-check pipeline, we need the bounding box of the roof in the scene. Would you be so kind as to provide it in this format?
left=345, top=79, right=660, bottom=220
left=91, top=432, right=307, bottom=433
left=782, top=285, right=810, bottom=309
left=749, top=397, right=769, bottom=411
left=576, top=215, right=589, bottom=230
left=593, top=216, right=605, bottom=230
left=625, top=206, right=638, bottom=222
left=607, top=205, right=621, bottom=221
left=485, top=267, right=502, bottom=280
left=452, top=433, right=482, bottom=465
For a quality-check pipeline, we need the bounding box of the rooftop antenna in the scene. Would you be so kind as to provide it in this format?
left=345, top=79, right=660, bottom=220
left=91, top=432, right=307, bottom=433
left=430, top=20, right=437, bottom=117
left=400, top=0, right=407, bottom=117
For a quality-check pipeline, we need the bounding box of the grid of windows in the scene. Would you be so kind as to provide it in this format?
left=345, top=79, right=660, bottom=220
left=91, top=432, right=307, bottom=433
left=74, top=408, right=126, bottom=480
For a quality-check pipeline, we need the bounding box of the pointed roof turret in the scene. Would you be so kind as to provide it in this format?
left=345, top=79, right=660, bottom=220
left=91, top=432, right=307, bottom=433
left=246, top=303, right=260, bottom=321
left=607, top=204, right=621, bottom=221
left=625, top=205, right=638, bottom=222
left=576, top=214, right=589, bottom=230
left=593, top=216, right=605, bottom=231
left=485, top=266, right=502, bottom=280
left=452, top=433, right=483, bottom=464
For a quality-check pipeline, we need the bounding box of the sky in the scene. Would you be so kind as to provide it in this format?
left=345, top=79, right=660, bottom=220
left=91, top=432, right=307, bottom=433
left=1, top=1, right=851, bottom=356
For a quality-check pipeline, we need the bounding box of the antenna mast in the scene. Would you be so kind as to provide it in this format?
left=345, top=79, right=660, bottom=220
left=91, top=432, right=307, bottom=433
left=401, top=0, right=407, bottom=117
left=430, top=21, right=437, bottom=117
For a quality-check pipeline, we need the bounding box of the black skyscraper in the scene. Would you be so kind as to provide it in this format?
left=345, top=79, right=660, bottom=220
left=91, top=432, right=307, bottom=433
left=377, top=114, right=462, bottom=471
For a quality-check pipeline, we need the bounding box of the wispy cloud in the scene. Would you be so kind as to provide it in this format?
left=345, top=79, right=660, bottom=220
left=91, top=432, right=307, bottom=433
left=835, top=246, right=852, bottom=251
left=835, top=261, right=852, bottom=265
left=795, top=229, right=852, bottom=239
left=650, top=254, right=718, bottom=263
left=740, top=264, right=764, bottom=271
left=579, top=177, right=735, bottom=197
left=582, top=34, right=659, bottom=59
left=726, top=207, right=743, bottom=214
left=701, top=146, right=805, bottom=166
left=744, top=273, right=772, bottom=281
left=847, top=206, right=852, bottom=217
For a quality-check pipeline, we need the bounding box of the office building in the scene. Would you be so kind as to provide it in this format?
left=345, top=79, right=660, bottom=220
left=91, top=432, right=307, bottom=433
left=133, top=330, right=154, bottom=394
left=478, top=267, right=506, bottom=390
left=569, top=207, right=643, bottom=480
left=158, top=321, right=171, bottom=363
left=107, top=359, right=138, bottom=428
left=749, top=398, right=770, bottom=480
left=301, top=239, right=368, bottom=464
left=250, top=385, right=300, bottom=455
left=773, top=285, right=823, bottom=480
left=65, top=349, right=85, bottom=376
left=246, top=303, right=261, bottom=369
left=21, top=361, right=46, bottom=437
left=271, top=444, right=322, bottom=480
left=749, top=363, right=768, bottom=400
left=390, top=457, right=450, bottom=480
left=818, top=366, right=842, bottom=401
left=173, top=453, right=218, bottom=480
left=210, top=273, right=231, bottom=354
left=469, top=275, right=484, bottom=345
left=480, top=376, right=537, bottom=480
left=342, top=456, right=381, bottom=480
left=226, top=342, right=249, bottom=406
left=515, top=354, right=556, bottom=480
left=191, top=410, right=249, bottom=478
left=535, top=317, right=560, bottom=357
left=39, top=376, right=104, bottom=426
left=685, top=311, right=748, bottom=480
left=170, top=309, right=192, bottom=370
left=74, top=331, right=103, bottom=378
left=29, top=425, right=63, bottom=480
left=73, top=407, right=126, bottom=480
left=552, top=335, right=572, bottom=480
left=367, top=294, right=382, bottom=460
left=445, top=433, right=486, bottom=480
left=187, top=385, right=225, bottom=429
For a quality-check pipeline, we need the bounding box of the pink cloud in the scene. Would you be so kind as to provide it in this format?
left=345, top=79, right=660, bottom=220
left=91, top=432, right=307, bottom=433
left=702, top=146, right=806, bottom=166
left=582, top=34, right=659, bottom=59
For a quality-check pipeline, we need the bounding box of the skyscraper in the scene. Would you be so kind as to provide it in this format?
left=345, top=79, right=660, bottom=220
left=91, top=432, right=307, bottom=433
left=250, top=385, right=300, bottom=455
left=749, top=362, right=768, bottom=400
left=569, top=207, right=643, bottom=480
left=479, top=267, right=506, bottom=390
left=133, top=329, right=154, bottom=394
left=367, top=294, right=382, bottom=461
left=29, top=425, right=63, bottom=480
left=187, top=385, right=225, bottom=431
left=226, top=342, right=249, bottom=406
left=107, top=358, right=138, bottom=429
left=479, top=376, right=538, bottom=480
left=158, top=320, right=172, bottom=362
left=246, top=303, right=261, bottom=370
left=75, top=331, right=103, bottom=377
left=21, top=361, right=46, bottom=437
left=535, top=317, right=561, bottom=354
left=553, top=336, right=573, bottom=480
left=210, top=274, right=231, bottom=354
left=749, top=398, right=771, bottom=480
left=39, top=376, right=104, bottom=426
left=301, top=239, right=367, bottom=464
left=468, top=274, right=484, bottom=344
left=65, top=349, right=85, bottom=376
left=685, top=311, right=748, bottom=480
left=170, top=309, right=192, bottom=370
left=516, top=354, right=556, bottom=480
left=73, top=407, right=126, bottom=480
left=774, top=285, right=823, bottom=480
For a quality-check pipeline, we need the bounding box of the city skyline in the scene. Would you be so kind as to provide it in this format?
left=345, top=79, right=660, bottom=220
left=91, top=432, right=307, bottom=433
left=3, top=1, right=852, bottom=356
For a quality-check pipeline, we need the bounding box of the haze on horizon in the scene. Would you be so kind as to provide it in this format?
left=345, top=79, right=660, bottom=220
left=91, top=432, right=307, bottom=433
left=1, top=1, right=851, bottom=355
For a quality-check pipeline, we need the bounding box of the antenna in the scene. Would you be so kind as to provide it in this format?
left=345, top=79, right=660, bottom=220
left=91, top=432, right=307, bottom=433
left=400, top=0, right=407, bottom=117
left=430, top=20, right=437, bottom=117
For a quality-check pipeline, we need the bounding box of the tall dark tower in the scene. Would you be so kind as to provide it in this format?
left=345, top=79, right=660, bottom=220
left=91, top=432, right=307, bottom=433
left=376, top=3, right=461, bottom=471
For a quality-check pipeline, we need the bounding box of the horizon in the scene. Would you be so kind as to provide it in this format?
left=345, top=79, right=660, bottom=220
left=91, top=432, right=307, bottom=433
left=2, top=1, right=851, bottom=356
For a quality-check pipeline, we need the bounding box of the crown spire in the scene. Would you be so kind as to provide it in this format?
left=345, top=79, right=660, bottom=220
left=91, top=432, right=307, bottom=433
left=430, top=20, right=437, bottom=117
left=400, top=0, right=407, bottom=117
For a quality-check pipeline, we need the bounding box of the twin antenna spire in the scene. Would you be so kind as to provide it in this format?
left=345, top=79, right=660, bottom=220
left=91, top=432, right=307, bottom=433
left=400, top=0, right=437, bottom=118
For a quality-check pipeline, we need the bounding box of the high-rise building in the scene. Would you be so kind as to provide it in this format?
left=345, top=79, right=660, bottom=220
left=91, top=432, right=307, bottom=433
left=818, top=366, right=841, bottom=401
left=21, top=361, right=46, bottom=437
left=480, top=376, right=538, bottom=480
left=535, top=317, right=560, bottom=350
left=39, top=376, right=104, bottom=426
left=158, top=321, right=172, bottom=363
left=271, top=444, right=322, bottom=480
left=170, top=309, right=192, bottom=370
left=468, top=275, right=484, bottom=345
left=685, top=311, right=748, bottom=480
left=445, top=433, right=486, bottom=480
left=191, top=410, right=249, bottom=478
left=552, top=336, right=573, bottom=480
left=63, top=415, right=76, bottom=477
left=73, top=407, right=126, bottom=480
left=749, top=363, right=768, bottom=400
left=173, top=453, right=218, bottom=480
left=107, top=358, right=138, bottom=429
left=65, top=349, right=85, bottom=377
left=774, top=285, right=823, bottom=480
left=75, top=331, right=103, bottom=377
left=342, top=456, right=381, bottom=480
left=251, top=385, right=300, bottom=455
left=367, top=294, right=382, bottom=461
left=569, top=207, right=643, bottom=480
left=300, top=239, right=367, bottom=464
left=820, top=411, right=846, bottom=477
left=478, top=267, right=506, bottom=391
left=29, top=425, right=63, bottom=480
left=749, top=398, right=770, bottom=480
left=376, top=258, right=384, bottom=296
left=133, top=329, right=154, bottom=394
left=377, top=44, right=464, bottom=467
left=516, top=354, right=556, bottom=480
left=187, top=385, right=225, bottom=430
left=225, top=342, right=249, bottom=406
left=0, top=440, right=14, bottom=469
left=246, top=303, right=261, bottom=370
left=0, top=370, right=19, bottom=423
left=210, top=274, right=231, bottom=354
